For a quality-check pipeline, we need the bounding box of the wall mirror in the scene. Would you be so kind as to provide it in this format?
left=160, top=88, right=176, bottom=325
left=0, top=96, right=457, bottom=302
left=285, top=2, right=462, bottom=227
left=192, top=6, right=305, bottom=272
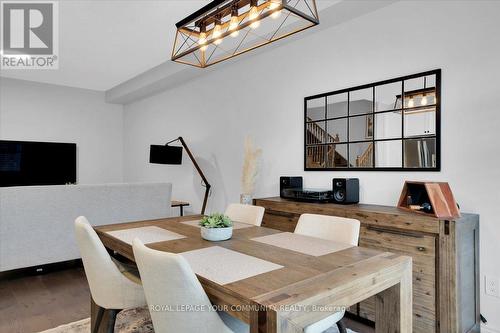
left=304, top=69, right=441, bottom=171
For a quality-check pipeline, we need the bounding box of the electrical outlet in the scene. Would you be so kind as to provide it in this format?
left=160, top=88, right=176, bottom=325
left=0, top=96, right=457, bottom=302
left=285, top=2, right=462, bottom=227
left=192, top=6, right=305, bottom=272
left=485, top=276, right=500, bottom=297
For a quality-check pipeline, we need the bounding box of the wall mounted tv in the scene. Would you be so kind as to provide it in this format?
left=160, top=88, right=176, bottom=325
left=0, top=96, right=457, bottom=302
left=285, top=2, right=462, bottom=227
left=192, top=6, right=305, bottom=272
left=0, top=140, right=77, bottom=187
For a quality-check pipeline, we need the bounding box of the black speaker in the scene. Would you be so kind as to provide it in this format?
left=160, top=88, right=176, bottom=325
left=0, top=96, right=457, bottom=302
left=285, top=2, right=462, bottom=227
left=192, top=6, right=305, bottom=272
left=280, top=176, right=303, bottom=198
left=332, top=178, right=359, bottom=204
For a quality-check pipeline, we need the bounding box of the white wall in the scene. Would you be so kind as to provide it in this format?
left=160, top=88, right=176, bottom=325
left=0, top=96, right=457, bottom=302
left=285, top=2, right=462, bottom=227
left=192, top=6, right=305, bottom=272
left=122, top=1, right=500, bottom=329
left=0, top=78, right=124, bottom=184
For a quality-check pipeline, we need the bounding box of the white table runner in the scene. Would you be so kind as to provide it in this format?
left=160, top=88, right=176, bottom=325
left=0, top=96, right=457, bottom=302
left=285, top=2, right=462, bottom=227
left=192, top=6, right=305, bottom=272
left=181, top=219, right=254, bottom=230
left=107, top=226, right=186, bottom=245
left=251, top=232, right=353, bottom=256
left=180, top=246, right=283, bottom=285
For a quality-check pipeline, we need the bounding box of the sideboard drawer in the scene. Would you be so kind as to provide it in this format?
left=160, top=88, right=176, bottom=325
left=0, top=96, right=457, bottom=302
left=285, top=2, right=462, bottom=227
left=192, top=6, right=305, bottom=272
left=359, top=225, right=436, bottom=257
left=261, top=209, right=299, bottom=232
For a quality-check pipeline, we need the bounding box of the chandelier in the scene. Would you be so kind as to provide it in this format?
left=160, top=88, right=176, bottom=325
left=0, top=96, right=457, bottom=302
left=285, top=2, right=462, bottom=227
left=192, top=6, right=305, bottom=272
left=171, top=0, right=319, bottom=68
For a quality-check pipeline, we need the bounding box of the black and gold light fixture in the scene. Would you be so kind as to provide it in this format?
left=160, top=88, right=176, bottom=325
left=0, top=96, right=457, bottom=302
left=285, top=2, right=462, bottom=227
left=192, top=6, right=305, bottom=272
left=171, top=0, right=319, bottom=68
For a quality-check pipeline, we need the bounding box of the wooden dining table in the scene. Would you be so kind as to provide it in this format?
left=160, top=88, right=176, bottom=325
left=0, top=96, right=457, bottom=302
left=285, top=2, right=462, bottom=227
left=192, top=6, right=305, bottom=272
left=93, top=215, right=412, bottom=333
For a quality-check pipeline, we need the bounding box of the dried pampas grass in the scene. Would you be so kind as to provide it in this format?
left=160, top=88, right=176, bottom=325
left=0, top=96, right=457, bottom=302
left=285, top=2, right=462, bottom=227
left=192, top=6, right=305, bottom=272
left=241, top=136, right=262, bottom=195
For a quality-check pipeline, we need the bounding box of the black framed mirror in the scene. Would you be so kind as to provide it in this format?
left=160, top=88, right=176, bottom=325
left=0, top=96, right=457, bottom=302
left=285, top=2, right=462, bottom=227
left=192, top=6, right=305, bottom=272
left=304, top=69, right=441, bottom=171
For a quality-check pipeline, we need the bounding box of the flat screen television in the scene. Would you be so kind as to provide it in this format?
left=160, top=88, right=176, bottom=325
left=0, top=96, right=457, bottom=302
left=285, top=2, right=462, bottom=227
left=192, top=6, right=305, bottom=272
left=0, top=140, right=77, bottom=187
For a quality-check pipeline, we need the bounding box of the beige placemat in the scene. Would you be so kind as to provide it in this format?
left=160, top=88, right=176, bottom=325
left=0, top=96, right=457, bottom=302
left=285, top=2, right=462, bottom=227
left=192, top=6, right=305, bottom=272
left=180, top=219, right=254, bottom=229
left=180, top=246, right=283, bottom=285
left=251, top=232, right=353, bottom=256
left=107, top=226, right=186, bottom=245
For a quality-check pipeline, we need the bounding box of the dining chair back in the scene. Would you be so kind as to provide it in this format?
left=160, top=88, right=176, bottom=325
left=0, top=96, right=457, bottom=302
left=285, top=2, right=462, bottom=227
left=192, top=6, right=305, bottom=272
left=294, top=213, right=360, bottom=245
left=132, top=239, right=239, bottom=333
left=75, top=217, right=146, bottom=333
left=225, top=203, right=265, bottom=226
left=75, top=216, right=145, bottom=310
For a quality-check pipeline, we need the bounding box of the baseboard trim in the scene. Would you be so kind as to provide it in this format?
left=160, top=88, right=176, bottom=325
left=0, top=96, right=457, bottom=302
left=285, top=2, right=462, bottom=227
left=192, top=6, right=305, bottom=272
left=0, top=259, right=83, bottom=280
left=482, top=323, right=500, bottom=333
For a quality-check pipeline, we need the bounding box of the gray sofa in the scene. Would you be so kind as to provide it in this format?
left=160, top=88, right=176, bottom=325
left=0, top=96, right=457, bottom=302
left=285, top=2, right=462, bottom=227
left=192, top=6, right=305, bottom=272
left=0, top=183, right=172, bottom=272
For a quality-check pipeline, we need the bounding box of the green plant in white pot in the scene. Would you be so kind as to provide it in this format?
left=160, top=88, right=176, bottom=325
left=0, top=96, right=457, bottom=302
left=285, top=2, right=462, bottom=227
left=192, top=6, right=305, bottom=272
left=199, top=213, right=233, bottom=241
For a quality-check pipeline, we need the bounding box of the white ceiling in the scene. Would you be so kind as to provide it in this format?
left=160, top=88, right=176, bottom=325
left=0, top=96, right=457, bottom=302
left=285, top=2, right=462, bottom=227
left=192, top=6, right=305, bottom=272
left=0, top=0, right=206, bottom=91
left=0, top=0, right=341, bottom=91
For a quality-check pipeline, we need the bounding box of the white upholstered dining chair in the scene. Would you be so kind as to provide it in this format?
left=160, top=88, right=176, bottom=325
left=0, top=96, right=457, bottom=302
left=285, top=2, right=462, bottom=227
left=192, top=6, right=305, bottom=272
left=225, top=203, right=265, bottom=226
left=295, top=213, right=360, bottom=245
left=74, top=216, right=146, bottom=333
left=294, top=213, right=361, bottom=333
left=132, top=239, right=248, bottom=333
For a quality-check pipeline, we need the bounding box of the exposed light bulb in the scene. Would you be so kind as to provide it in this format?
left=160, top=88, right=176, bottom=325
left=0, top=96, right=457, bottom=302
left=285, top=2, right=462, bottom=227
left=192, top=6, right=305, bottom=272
left=268, top=1, right=279, bottom=10
left=408, top=97, right=414, bottom=108
left=212, top=23, right=222, bottom=45
left=249, top=5, right=260, bottom=29
left=268, top=1, right=281, bottom=19
left=250, top=21, right=260, bottom=29
left=198, top=31, right=207, bottom=46
left=198, top=31, right=208, bottom=51
left=229, top=14, right=239, bottom=37
left=421, top=95, right=428, bottom=106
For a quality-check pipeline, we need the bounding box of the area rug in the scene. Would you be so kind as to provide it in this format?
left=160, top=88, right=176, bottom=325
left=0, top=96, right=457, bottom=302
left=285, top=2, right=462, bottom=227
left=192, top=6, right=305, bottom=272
left=38, top=306, right=355, bottom=333
left=38, top=307, right=153, bottom=333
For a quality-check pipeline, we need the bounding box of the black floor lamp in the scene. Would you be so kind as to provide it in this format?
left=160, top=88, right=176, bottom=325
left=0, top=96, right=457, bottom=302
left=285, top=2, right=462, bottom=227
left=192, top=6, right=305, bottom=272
left=149, top=136, right=211, bottom=215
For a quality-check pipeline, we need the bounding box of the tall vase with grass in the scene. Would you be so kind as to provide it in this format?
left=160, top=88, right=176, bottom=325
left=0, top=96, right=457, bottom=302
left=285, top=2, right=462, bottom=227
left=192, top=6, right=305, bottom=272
left=241, top=136, right=262, bottom=205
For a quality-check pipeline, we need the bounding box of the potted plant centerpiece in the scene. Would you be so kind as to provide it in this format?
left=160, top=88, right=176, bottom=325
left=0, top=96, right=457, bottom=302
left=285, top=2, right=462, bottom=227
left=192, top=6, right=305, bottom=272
left=199, top=213, right=233, bottom=241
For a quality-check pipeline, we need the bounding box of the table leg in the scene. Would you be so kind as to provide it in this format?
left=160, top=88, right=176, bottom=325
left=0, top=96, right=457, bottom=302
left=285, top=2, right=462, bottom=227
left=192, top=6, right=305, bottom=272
left=180, top=205, right=184, bottom=216
left=250, top=307, right=276, bottom=333
left=375, top=266, right=412, bottom=333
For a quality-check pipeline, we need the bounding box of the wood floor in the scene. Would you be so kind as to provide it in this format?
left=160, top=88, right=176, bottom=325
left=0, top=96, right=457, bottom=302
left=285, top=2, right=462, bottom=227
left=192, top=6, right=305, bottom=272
left=0, top=265, right=374, bottom=333
left=0, top=265, right=90, bottom=333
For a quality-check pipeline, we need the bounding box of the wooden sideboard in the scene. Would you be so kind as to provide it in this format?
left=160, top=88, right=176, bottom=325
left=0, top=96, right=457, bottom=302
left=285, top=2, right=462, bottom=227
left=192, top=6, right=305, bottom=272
left=254, top=197, right=480, bottom=333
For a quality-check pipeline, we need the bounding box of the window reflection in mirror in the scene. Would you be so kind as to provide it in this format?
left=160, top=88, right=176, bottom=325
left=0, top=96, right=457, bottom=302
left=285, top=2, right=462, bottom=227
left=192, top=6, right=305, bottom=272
left=305, top=145, right=325, bottom=168
left=403, top=74, right=437, bottom=109
left=306, top=97, right=325, bottom=121
left=349, top=115, right=371, bottom=142
left=305, top=144, right=349, bottom=168
left=375, top=140, right=402, bottom=167
left=375, top=112, right=401, bottom=140
left=350, top=142, right=373, bottom=168
left=349, top=88, right=373, bottom=115
left=327, top=93, right=348, bottom=119
left=404, top=138, right=437, bottom=168
left=404, top=109, right=436, bottom=137
left=375, top=81, right=402, bottom=112
left=305, top=121, right=326, bottom=144
left=327, top=119, right=347, bottom=143
left=327, top=144, right=348, bottom=168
